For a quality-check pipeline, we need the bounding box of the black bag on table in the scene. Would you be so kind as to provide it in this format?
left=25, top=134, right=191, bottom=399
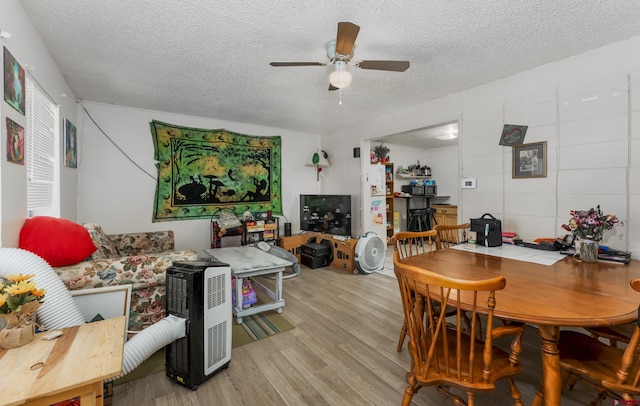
left=470, top=213, right=502, bottom=247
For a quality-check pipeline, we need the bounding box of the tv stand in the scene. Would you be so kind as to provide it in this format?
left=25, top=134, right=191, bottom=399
left=278, top=232, right=358, bottom=273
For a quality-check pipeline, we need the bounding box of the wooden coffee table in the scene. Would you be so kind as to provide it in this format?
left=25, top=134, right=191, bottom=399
left=0, top=316, right=126, bottom=406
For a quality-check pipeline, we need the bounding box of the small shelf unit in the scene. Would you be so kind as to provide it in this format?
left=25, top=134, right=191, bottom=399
left=385, top=163, right=395, bottom=240
left=396, top=173, right=432, bottom=179
left=241, top=217, right=279, bottom=245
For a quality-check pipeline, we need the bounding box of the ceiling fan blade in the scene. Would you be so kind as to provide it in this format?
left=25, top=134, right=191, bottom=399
left=357, top=60, right=410, bottom=72
left=329, top=83, right=339, bottom=91
left=335, top=22, right=360, bottom=56
left=270, top=62, right=326, bottom=67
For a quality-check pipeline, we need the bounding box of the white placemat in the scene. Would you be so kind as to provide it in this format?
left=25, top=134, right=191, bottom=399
left=451, top=243, right=565, bottom=266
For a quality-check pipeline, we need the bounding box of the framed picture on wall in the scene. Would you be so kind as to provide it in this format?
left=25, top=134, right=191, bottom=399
left=3, top=47, right=26, bottom=115
left=6, top=117, right=24, bottom=165
left=512, top=141, right=546, bottom=178
left=64, top=118, right=77, bottom=168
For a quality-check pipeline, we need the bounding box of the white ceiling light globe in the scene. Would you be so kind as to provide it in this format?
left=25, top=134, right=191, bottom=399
left=329, top=61, right=352, bottom=89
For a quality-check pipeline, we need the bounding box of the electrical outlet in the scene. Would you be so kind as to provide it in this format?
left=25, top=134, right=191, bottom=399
left=461, top=178, right=477, bottom=189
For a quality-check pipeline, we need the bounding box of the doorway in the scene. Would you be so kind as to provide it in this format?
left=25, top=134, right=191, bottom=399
left=366, top=120, right=461, bottom=235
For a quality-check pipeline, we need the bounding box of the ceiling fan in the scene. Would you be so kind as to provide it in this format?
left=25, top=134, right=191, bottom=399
left=270, top=22, right=410, bottom=91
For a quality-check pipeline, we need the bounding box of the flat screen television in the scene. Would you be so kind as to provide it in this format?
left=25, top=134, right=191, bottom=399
left=300, top=194, right=352, bottom=236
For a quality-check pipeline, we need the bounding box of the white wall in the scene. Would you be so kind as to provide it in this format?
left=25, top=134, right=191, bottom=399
left=76, top=101, right=320, bottom=254
left=385, top=142, right=459, bottom=203
left=0, top=0, right=78, bottom=247
left=324, top=36, right=640, bottom=257
left=385, top=143, right=459, bottom=229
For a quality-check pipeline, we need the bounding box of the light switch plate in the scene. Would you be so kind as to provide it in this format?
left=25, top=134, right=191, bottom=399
left=461, top=178, right=477, bottom=189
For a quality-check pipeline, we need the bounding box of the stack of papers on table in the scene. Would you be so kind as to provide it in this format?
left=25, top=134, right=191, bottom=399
left=452, top=243, right=564, bottom=266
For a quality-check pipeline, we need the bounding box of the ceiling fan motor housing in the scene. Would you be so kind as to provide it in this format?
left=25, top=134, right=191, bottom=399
left=326, top=40, right=336, bottom=61
left=326, top=40, right=353, bottom=63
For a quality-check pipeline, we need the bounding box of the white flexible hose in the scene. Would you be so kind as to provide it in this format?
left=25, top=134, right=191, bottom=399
left=0, top=248, right=185, bottom=378
left=0, top=248, right=85, bottom=329
left=110, top=314, right=185, bottom=381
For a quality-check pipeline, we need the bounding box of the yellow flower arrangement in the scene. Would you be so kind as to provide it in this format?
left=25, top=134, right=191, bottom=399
left=0, top=273, right=45, bottom=327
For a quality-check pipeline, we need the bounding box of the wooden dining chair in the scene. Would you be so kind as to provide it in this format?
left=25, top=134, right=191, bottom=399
left=433, top=222, right=486, bottom=339
left=392, top=230, right=438, bottom=260
left=583, top=323, right=636, bottom=348
left=433, top=223, right=471, bottom=250
left=391, top=230, right=439, bottom=352
left=394, top=258, right=526, bottom=406
left=558, top=279, right=640, bottom=404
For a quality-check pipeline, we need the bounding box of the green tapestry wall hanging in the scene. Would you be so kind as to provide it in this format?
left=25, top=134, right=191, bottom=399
left=150, top=120, right=282, bottom=222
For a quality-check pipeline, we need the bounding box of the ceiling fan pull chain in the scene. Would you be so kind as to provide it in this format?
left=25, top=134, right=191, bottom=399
left=339, top=88, right=342, bottom=105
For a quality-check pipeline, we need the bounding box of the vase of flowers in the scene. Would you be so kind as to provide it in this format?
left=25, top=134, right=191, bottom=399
left=576, top=239, right=599, bottom=263
left=562, top=205, right=622, bottom=263
left=0, top=273, right=45, bottom=348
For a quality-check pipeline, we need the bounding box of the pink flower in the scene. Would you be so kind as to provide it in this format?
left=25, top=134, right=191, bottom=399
left=127, top=255, right=149, bottom=266
left=141, top=269, right=155, bottom=279
left=145, top=301, right=165, bottom=324
left=565, top=205, right=622, bottom=241
left=137, top=288, right=152, bottom=298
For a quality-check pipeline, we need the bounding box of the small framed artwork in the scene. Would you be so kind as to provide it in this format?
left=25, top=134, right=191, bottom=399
left=499, top=124, right=528, bottom=146
left=64, top=118, right=77, bottom=168
left=6, top=117, right=24, bottom=165
left=70, top=285, right=131, bottom=339
left=3, top=47, right=26, bottom=115
left=512, top=141, right=546, bottom=178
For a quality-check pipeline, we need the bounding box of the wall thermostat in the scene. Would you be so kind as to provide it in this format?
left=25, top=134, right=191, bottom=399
left=461, top=178, right=477, bottom=189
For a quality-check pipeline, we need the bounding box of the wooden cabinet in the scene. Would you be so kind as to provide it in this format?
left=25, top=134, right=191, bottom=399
left=384, top=163, right=394, bottom=240
left=432, top=205, right=458, bottom=228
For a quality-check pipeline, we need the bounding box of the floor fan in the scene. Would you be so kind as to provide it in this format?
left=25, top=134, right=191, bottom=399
left=354, top=232, right=386, bottom=274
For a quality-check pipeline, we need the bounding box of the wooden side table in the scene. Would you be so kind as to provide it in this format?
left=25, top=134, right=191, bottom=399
left=0, top=316, right=126, bottom=406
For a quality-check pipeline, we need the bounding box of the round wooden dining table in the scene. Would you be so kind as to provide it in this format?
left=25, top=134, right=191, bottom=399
left=401, top=247, right=640, bottom=406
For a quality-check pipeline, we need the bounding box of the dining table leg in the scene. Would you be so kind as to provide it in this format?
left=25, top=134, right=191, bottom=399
left=531, top=325, right=561, bottom=406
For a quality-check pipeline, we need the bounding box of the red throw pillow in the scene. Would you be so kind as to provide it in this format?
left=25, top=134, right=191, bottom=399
left=19, top=216, right=97, bottom=267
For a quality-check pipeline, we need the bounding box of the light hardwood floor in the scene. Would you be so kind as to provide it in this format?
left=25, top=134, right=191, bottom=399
left=113, top=257, right=599, bottom=405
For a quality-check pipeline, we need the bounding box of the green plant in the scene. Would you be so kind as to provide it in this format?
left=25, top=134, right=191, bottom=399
left=373, top=144, right=389, bottom=159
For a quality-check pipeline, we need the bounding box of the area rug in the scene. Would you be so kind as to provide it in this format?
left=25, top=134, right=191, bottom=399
left=113, top=310, right=293, bottom=386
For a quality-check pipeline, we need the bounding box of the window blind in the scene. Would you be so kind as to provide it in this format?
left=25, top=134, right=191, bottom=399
left=26, top=77, right=56, bottom=215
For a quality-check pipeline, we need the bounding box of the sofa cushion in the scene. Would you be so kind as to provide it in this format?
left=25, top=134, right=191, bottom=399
left=83, top=223, right=120, bottom=259
left=19, top=216, right=97, bottom=267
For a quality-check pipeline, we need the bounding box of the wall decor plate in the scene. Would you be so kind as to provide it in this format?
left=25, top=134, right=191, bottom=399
left=499, top=124, right=528, bottom=146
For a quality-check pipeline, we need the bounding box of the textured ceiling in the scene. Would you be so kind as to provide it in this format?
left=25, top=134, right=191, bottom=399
left=17, top=0, right=640, bottom=143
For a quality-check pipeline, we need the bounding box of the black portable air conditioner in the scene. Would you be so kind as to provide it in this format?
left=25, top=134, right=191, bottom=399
left=165, top=259, right=232, bottom=389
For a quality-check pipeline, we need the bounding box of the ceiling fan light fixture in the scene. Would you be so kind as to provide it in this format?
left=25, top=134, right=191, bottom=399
left=329, top=61, right=352, bottom=89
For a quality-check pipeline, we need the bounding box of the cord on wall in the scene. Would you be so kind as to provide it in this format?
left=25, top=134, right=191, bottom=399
left=78, top=101, right=157, bottom=181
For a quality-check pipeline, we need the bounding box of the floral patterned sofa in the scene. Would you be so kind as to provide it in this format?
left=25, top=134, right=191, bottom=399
left=53, top=224, right=197, bottom=333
